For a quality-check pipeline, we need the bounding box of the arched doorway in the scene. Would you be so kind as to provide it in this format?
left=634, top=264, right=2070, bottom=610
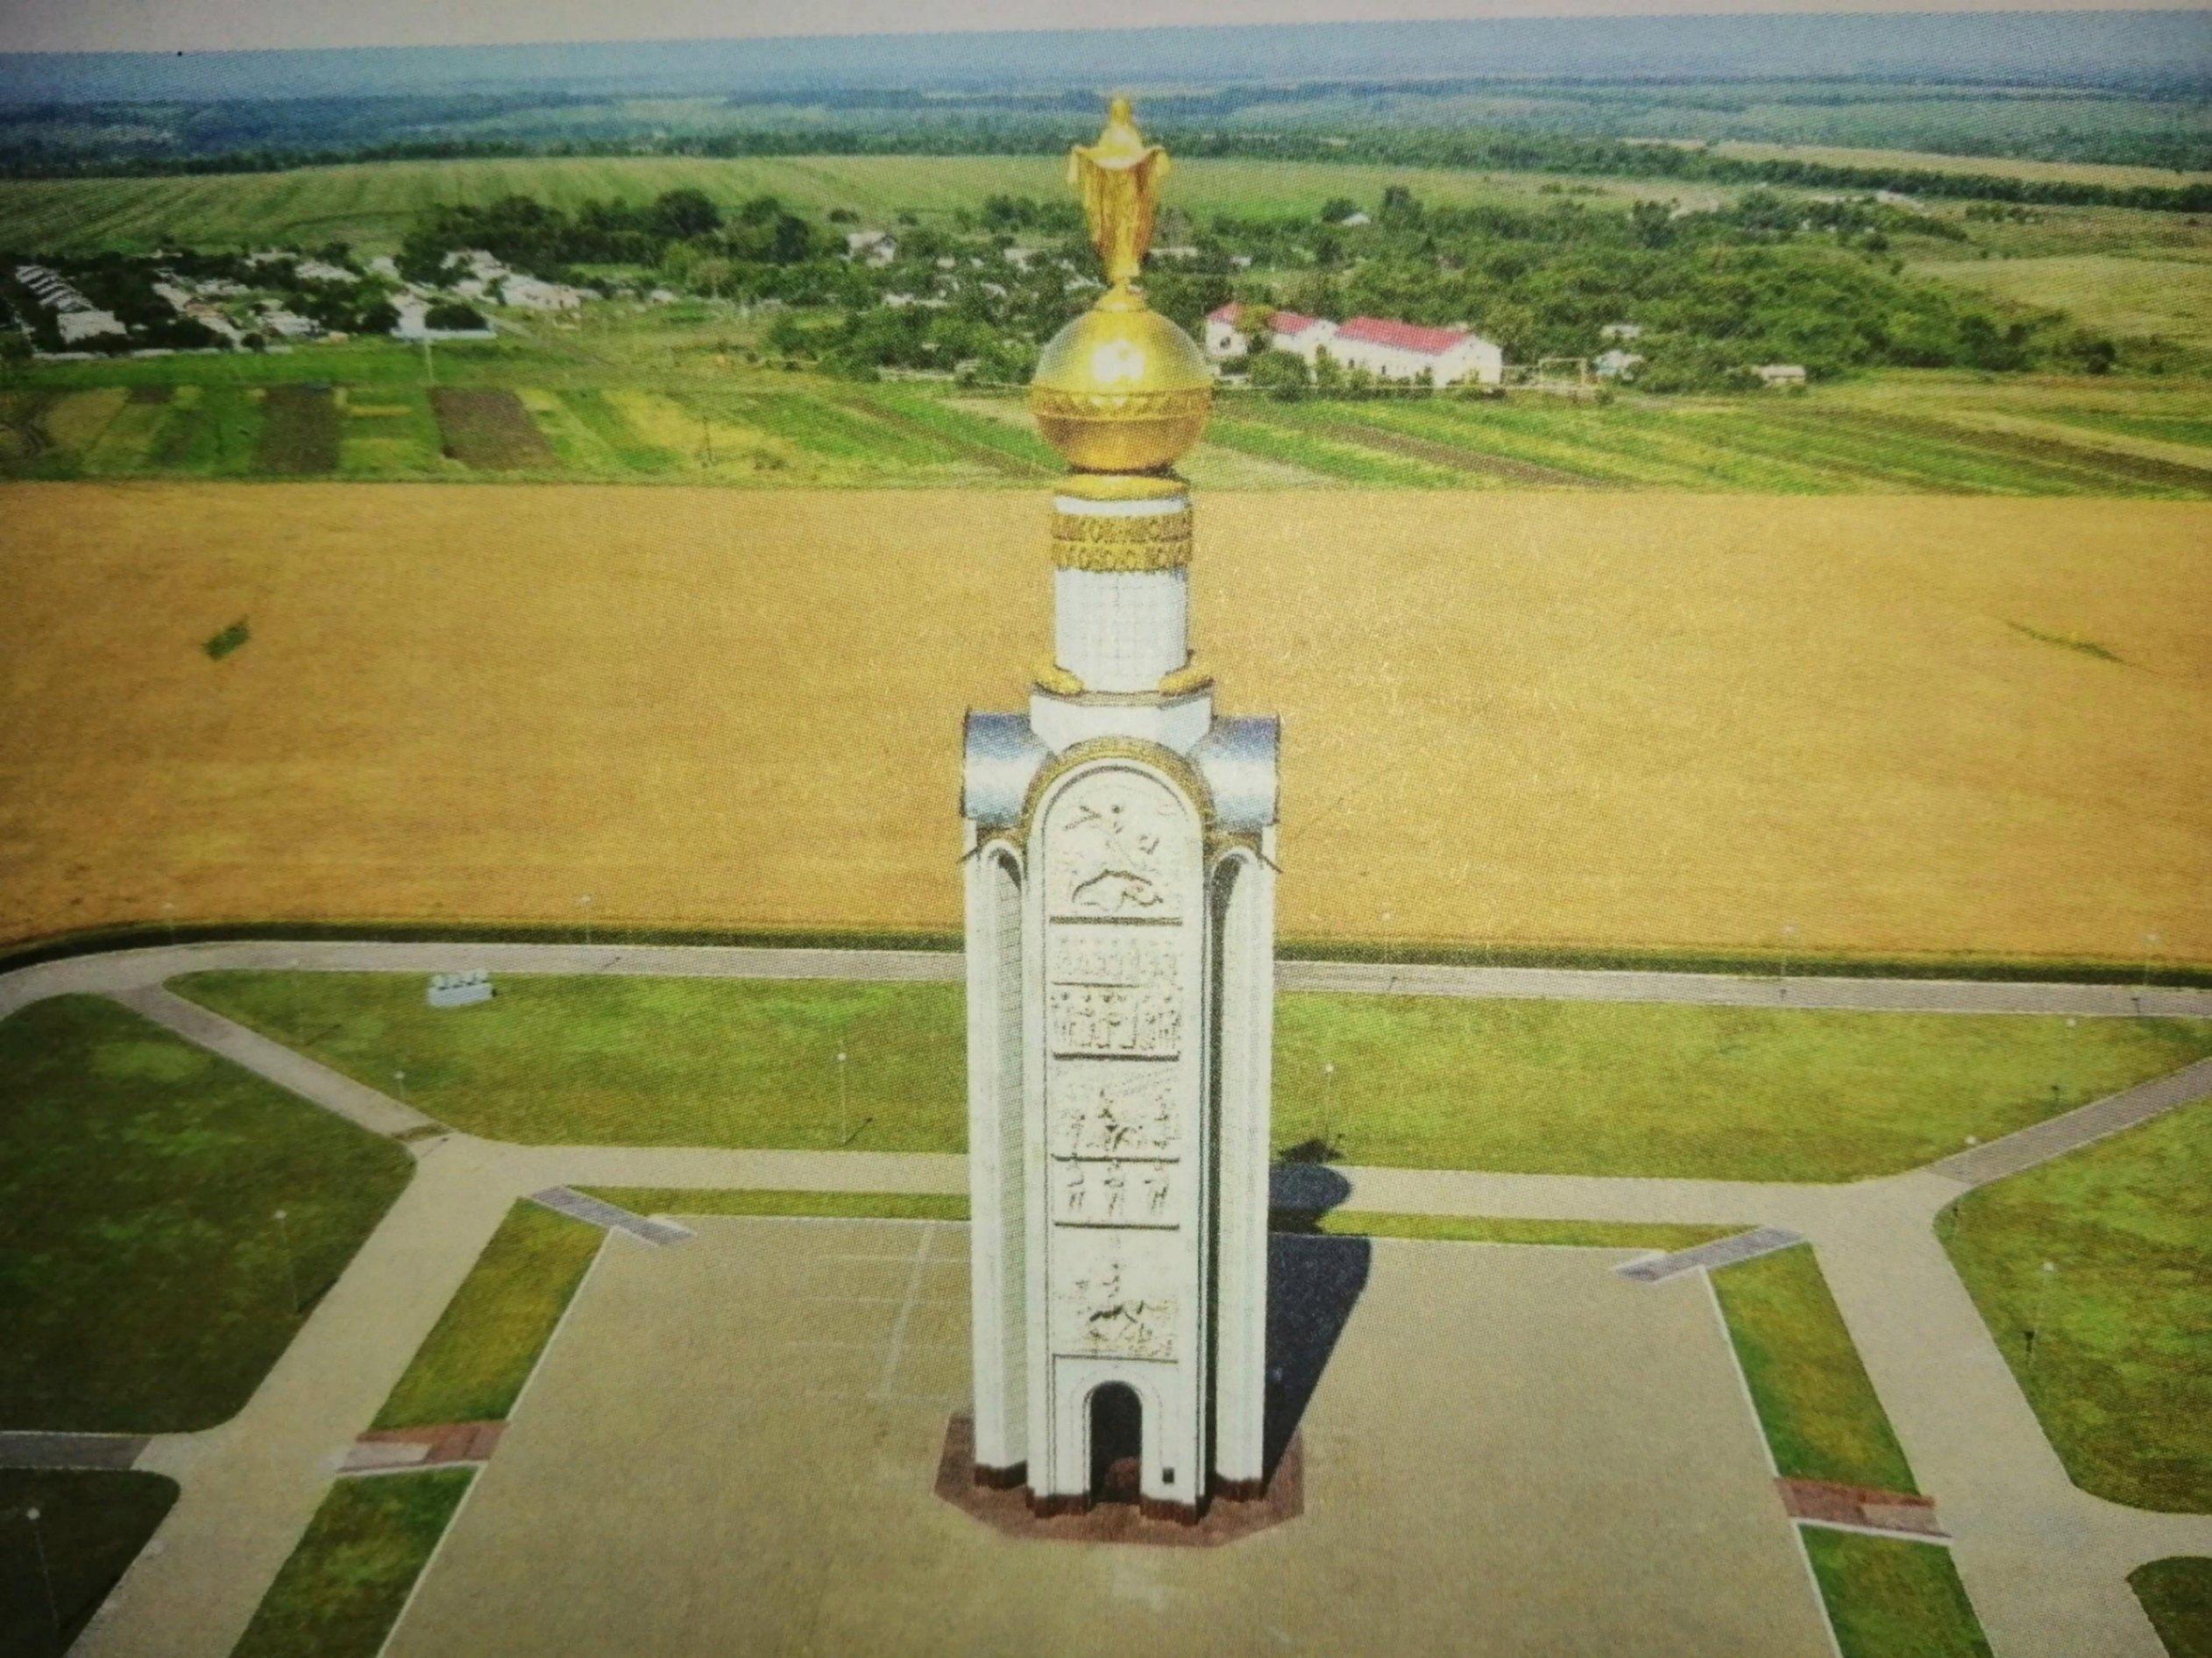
left=1088, top=1382, right=1144, bottom=1505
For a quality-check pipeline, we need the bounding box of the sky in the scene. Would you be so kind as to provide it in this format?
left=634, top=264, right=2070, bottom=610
left=1, top=0, right=2203, bottom=56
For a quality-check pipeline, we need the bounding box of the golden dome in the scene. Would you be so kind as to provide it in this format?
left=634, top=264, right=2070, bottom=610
left=1031, top=289, right=1212, bottom=474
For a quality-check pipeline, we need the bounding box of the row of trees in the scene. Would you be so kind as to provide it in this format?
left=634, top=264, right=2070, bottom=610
left=395, top=189, right=826, bottom=287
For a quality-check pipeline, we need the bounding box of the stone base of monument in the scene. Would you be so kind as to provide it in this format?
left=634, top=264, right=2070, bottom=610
left=933, top=1415, right=1301, bottom=1547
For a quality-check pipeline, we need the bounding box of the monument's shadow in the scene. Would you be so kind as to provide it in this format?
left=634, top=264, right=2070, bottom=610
left=1265, top=1159, right=1370, bottom=1480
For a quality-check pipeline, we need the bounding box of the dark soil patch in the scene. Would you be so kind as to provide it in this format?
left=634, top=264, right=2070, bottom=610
left=429, top=388, right=556, bottom=471
left=1303, top=414, right=1599, bottom=487
left=252, top=384, right=339, bottom=475
left=125, top=385, right=174, bottom=406
left=1811, top=408, right=2212, bottom=495
left=856, top=396, right=1050, bottom=478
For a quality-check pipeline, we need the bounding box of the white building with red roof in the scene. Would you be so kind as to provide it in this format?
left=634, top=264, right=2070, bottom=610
left=1328, top=315, right=1504, bottom=388
left=1203, top=303, right=1338, bottom=365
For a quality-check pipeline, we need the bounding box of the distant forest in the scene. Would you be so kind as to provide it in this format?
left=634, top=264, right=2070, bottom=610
left=4, top=114, right=2206, bottom=214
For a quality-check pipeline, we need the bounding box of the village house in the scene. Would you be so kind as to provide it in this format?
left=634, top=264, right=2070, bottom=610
left=1593, top=349, right=1645, bottom=381
left=14, top=265, right=127, bottom=345
left=1755, top=363, right=1809, bottom=389
left=1203, top=303, right=1337, bottom=365
left=1328, top=315, right=1505, bottom=388
left=845, top=230, right=898, bottom=265
left=1600, top=322, right=1643, bottom=343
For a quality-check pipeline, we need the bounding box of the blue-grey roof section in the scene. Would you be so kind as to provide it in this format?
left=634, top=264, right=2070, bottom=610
left=1195, top=716, right=1280, bottom=831
left=962, top=712, right=1049, bottom=827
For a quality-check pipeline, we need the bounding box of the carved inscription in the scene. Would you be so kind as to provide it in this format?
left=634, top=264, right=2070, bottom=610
left=1048, top=982, right=1180, bottom=1058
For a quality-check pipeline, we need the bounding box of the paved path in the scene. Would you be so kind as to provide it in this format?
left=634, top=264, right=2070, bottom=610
left=2, top=938, right=2203, bottom=1658
left=1615, top=1225, right=1804, bottom=1283
left=1928, top=1056, right=2212, bottom=1186
left=5, top=938, right=2208, bottom=1020
left=529, top=1187, right=693, bottom=1247
left=0, top=1433, right=149, bottom=1472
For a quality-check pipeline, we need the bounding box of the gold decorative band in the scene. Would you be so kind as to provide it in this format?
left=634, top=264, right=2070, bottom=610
left=1031, top=385, right=1213, bottom=423
left=1050, top=506, right=1193, bottom=571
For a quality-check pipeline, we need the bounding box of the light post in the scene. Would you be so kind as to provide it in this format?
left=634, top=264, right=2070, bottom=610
left=2027, top=1259, right=2058, bottom=1375
left=836, top=1048, right=849, bottom=1145
left=2143, top=930, right=2161, bottom=992
left=163, top=899, right=178, bottom=949
left=1322, top=1061, right=1337, bottom=1153
left=23, top=1505, right=59, bottom=1650
left=580, top=893, right=593, bottom=947
left=274, top=1208, right=301, bottom=1317
left=1779, top=922, right=1798, bottom=999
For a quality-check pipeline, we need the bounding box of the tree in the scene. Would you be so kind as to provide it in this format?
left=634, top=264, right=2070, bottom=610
left=649, top=188, right=721, bottom=241
left=1319, top=196, right=1360, bottom=224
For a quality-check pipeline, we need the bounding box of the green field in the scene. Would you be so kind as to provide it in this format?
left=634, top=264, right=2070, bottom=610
left=170, top=972, right=2212, bottom=1181
left=0, top=1471, right=177, bottom=1658
left=7, top=315, right=2207, bottom=494
left=231, top=1469, right=473, bottom=1658
left=0, top=153, right=1719, bottom=257
left=1944, top=1101, right=2210, bottom=1512
left=0, top=996, right=413, bottom=1432
left=373, top=1202, right=602, bottom=1431
left=1914, top=255, right=2212, bottom=351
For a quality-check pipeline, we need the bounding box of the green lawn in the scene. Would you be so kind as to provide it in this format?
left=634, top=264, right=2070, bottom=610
left=1804, top=1529, right=1995, bottom=1658
left=1944, top=1101, right=2210, bottom=1511
left=171, top=972, right=2212, bottom=1180
left=0, top=996, right=413, bottom=1432
left=230, top=1470, right=472, bottom=1658
left=372, top=1203, right=602, bottom=1431
left=2132, top=1558, right=2212, bottom=1658
left=1711, top=1244, right=1917, bottom=1491
left=0, top=1471, right=177, bottom=1658
left=1272, top=996, right=2212, bottom=1180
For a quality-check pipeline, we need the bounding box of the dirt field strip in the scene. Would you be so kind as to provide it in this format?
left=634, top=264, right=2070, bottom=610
left=428, top=389, right=557, bottom=471
left=0, top=483, right=2205, bottom=965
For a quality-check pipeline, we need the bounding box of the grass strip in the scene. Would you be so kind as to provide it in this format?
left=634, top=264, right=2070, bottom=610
left=1711, top=1244, right=1918, bottom=1491
left=1802, top=1528, right=1995, bottom=1658
left=230, top=1469, right=472, bottom=1658
left=1942, top=1101, right=2209, bottom=1512
left=2130, top=1557, right=2212, bottom=1658
left=1269, top=1209, right=1736, bottom=1251
left=372, top=1202, right=603, bottom=1430
left=0, top=1470, right=177, bottom=1658
left=584, top=1187, right=968, bottom=1222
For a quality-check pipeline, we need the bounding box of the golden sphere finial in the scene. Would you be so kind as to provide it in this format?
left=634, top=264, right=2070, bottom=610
left=1031, top=96, right=1212, bottom=473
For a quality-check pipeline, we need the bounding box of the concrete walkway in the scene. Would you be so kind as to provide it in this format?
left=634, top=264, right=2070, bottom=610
left=3, top=938, right=2204, bottom=1658
left=4, top=937, right=2208, bottom=1020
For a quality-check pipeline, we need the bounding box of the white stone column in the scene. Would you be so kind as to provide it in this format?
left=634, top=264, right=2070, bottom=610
left=963, top=827, right=1027, bottom=1477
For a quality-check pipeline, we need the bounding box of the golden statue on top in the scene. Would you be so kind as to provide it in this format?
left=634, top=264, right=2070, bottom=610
left=1070, top=96, right=1170, bottom=294
left=1031, top=96, right=1212, bottom=476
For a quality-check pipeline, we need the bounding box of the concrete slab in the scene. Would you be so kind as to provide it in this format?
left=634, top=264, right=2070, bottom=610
left=385, top=1218, right=1831, bottom=1658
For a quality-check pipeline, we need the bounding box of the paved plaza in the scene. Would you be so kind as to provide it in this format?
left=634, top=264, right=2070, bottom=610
left=381, top=1217, right=1831, bottom=1658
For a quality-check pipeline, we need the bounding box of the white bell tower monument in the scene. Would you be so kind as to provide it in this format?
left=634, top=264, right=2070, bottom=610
left=960, top=99, right=1279, bottom=1524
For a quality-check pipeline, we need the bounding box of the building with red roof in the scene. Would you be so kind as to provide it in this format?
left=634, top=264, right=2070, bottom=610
left=1202, top=303, right=1504, bottom=387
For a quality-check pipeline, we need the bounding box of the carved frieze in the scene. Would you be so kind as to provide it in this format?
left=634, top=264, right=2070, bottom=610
left=1053, top=1255, right=1176, bottom=1362
left=1050, top=1065, right=1181, bottom=1160
left=1045, top=776, right=1187, bottom=919
left=1053, top=1158, right=1176, bottom=1229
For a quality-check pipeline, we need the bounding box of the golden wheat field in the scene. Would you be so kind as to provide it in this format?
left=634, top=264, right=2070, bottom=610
left=1, top=483, right=2207, bottom=966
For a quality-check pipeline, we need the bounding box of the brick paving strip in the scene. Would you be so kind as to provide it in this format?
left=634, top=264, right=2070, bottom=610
left=0, top=1432, right=150, bottom=1470
left=1925, top=1056, right=2212, bottom=1187
left=342, top=1421, right=505, bottom=1476
left=1778, top=1477, right=1948, bottom=1541
left=1614, top=1225, right=1804, bottom=1283
left=528, top=1186, right=694, bottom=1247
